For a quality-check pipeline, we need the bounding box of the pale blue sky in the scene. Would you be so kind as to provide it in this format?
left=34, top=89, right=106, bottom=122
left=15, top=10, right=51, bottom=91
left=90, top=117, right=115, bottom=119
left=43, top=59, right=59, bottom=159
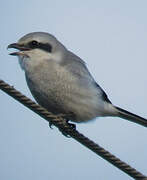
left=0, top=0, right=147, bottom=179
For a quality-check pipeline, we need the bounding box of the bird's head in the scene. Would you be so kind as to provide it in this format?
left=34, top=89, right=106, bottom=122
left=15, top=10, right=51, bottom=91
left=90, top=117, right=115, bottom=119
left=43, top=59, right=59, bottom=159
left=7, top=32, right=66, bottom=70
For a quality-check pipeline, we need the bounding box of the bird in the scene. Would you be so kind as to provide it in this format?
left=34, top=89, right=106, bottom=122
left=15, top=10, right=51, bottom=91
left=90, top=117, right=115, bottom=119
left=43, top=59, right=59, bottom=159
left=7, top=32, right=147, bottom=128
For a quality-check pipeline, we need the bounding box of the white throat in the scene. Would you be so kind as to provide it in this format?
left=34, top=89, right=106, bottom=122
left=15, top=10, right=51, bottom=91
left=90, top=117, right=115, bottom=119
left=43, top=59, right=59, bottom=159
left=18, top=49, right=64, bottom=71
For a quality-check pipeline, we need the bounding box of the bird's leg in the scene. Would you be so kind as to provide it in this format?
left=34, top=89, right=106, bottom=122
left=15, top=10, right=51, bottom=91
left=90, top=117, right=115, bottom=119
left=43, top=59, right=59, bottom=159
left=66, top=119, right=76, bottom=130
left=48, top=113, right=69, bottom=129
left=58, top=120, right=76, bottom=138
left=48, top=112, right=76, bottom=137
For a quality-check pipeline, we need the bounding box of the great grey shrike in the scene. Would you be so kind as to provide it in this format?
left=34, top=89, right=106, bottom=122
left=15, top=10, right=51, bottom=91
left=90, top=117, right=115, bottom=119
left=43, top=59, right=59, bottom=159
left=7, top=32, right=147, bottom=127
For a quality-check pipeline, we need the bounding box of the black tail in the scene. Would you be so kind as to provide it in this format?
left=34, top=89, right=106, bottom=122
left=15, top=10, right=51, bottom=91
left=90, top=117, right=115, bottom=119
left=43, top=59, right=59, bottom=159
left=115, top=106, right=147, bottom=127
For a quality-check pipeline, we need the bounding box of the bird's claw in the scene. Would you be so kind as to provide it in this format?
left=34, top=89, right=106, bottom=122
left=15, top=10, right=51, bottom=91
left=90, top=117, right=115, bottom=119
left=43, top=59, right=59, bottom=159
left=67, top=122, right=76, bottom=130
left=49, top=120, right=54, bottom=129
left=48, top=113, right=76, bottom=137
left=59, top=121, right=76, bottom=137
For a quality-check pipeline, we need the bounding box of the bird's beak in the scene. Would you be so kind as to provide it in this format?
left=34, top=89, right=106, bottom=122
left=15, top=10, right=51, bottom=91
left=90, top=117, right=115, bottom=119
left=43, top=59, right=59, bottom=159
left=7, top=43, right=30, bottom=56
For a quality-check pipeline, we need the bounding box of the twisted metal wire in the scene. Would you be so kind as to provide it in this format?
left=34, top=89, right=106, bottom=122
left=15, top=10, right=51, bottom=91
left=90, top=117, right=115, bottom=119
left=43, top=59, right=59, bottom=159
left=0, top=79, right=146, bottom=180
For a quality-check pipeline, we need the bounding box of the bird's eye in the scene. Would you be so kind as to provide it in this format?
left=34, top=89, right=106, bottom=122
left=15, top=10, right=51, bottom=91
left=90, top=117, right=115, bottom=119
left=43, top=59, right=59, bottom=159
left=29, top=40, right=39, bottom=47
left=28, top=41, right=52, bottom=52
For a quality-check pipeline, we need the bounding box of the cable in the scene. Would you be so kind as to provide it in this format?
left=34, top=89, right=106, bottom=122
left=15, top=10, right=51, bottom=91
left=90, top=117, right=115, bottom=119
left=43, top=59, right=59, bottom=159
left=0, top=79, right=146, bottom=180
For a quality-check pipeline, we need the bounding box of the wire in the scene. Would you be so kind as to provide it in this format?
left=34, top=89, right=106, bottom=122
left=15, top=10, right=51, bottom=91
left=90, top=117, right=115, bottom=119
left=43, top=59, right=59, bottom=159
left=0, top=79, right=146, bottom=180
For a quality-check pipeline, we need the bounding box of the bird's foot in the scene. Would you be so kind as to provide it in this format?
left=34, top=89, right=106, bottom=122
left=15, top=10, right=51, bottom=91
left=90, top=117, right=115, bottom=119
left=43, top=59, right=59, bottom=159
left=49, top=120, right=54, bottom=129
left=48, top=113, right=76, bottom=137
left=59, top=120, right=76, bottom=138
left=48, top=114, right=71, bottom=129
left=67, top=122, right=76, bottom=130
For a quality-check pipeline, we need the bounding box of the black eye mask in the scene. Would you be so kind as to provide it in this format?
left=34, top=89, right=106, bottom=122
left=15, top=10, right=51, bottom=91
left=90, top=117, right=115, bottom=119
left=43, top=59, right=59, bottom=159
left=28, top=40, right=52, bottom=53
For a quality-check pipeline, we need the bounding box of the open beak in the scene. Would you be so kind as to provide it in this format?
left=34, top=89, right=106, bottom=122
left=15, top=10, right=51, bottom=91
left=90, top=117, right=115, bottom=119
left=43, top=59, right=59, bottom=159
left=7, top=43, right=30, bottom=56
